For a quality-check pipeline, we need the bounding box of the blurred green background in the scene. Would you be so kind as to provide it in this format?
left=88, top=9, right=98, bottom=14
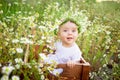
left=0, top=0, right=120, bottom=80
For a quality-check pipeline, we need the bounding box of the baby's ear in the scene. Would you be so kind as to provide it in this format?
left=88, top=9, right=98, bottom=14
left=57, top=31, right=60, bottom=38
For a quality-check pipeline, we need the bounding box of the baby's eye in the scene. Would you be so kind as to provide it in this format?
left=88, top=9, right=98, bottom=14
left=63, top=30, right=67, bottom=32
left=72, top=30, right=76, bottom=32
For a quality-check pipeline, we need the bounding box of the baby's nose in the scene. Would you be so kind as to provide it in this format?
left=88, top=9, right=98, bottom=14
left=68, top=31, right=73, bottom=34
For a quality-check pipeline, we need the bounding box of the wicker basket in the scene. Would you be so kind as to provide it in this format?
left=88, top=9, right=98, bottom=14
left=48, top=62, right=90, bottom=80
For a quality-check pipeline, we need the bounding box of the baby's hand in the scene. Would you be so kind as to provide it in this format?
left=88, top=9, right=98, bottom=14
left=66, top=60, right=76, bottom=68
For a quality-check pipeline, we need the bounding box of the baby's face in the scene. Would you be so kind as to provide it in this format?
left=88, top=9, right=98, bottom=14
left=58, top=21, right=78, bottom=47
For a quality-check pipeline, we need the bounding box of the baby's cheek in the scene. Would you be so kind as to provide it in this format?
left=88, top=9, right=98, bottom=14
left=74, top=35, right=78, bottom=38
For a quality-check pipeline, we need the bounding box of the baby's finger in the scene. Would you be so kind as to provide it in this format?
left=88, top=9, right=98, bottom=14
left=67, top=61, right=74, bottom=68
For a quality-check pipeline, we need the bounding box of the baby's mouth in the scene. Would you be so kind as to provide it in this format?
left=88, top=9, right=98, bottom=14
left=67, top=37, right=73, bottom=40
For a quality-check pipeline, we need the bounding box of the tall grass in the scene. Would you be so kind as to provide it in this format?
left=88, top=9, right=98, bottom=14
left=0, top=0, right=120, bottom=79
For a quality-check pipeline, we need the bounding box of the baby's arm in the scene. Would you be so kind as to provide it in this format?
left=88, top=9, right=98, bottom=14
left=80, top=56, right=87, bottom=63
left=66, top=51, right=84, bottom=68
left=66, top=56, right=87, bottom=68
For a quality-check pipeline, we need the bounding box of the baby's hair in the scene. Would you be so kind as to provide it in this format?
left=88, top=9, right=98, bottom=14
left=59, top=18, right=80, bottom=33
left=54, top=18, right=80, bottom=35
left=59, top=18, right=79, bottom=27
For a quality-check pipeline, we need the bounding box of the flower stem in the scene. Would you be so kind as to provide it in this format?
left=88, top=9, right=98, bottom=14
left=24, top=44, right=30, bottom=63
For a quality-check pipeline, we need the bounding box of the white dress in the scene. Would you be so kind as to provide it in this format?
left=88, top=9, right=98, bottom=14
left=45, top=41, right=83, bottom=76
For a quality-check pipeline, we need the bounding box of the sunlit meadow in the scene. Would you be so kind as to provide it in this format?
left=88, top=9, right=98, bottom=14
left=0, top=0, right=120, bottom=80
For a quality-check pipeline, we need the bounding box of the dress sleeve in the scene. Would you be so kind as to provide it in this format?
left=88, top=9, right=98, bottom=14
left=45, top=54, right=59, bottom=64
left=54, top=41, right=61, bottom=50
left=71, top=45, right=82, bottom=61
